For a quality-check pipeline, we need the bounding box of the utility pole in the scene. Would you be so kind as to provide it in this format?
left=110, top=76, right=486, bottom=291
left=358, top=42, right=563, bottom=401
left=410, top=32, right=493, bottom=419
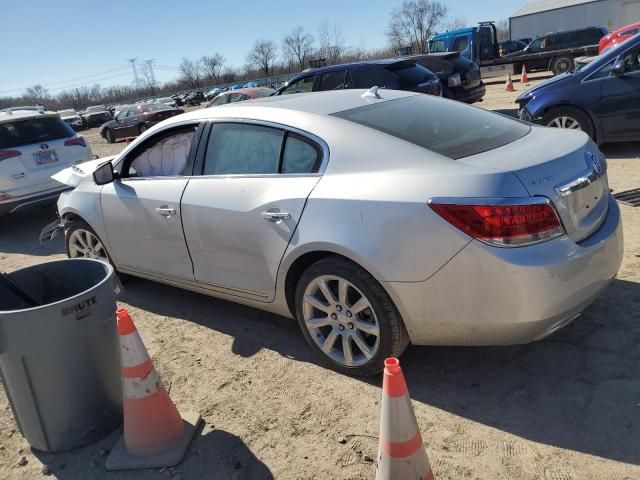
left=143, top=59, right=157, bottom=94
left=127, top=58, right=142, bottom=87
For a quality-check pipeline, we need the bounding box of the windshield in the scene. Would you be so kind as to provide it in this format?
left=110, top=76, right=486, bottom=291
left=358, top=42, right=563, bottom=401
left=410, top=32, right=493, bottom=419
left=333, top=96, right=530, bottom=159
left=429, top=40, right=447, bottom=52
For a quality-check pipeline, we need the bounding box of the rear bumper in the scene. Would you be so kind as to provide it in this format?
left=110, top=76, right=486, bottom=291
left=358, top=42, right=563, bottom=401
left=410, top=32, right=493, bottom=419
left=447, top=83, right=486, bottom=103
left=386, top=194, right=623, bottom=346
left=0, top=187, right=70, bottom=217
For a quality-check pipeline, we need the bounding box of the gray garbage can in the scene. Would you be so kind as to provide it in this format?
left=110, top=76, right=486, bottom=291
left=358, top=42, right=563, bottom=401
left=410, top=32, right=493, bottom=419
left=0, top=259, right=122, bottom=452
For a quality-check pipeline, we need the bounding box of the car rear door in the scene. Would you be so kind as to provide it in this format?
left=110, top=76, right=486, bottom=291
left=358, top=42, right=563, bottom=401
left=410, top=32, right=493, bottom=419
left=180, top=121, right=325, bottom=301
left=100, top=122, right=202, bottom=279
left=0, top=116, right=83, bottom=197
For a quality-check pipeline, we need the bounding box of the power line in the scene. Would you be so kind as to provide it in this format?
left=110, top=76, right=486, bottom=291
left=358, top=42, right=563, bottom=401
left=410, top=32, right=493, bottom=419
left=46, top=72, right=132, bottom=92
left=0, top=66, right=131, bottom=94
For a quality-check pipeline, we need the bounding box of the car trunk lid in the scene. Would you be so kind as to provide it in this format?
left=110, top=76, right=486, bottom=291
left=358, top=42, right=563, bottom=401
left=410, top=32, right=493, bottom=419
left=459, top=127, right=609, bottom=243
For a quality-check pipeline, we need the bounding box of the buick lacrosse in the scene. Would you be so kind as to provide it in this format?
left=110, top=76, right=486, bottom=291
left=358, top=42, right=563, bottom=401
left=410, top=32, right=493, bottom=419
left=42, top=88, right=623, bottom=375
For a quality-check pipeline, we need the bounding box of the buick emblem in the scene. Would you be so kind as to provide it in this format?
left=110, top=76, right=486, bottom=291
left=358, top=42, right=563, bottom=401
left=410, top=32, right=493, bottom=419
left=40, top=143, right=49, bottom=150
left=585, top=151, right=603, bottom=175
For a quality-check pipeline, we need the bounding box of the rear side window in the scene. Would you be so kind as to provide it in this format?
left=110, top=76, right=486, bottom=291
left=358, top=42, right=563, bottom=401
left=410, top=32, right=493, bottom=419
left=282, top=134, right=322, bottom=174
left=0, top=117, right=74, bottom=149
left=204, top=123, right=284, bottom=175
left=318, top=70, right=348, bottom=90
left=388, top=64, right=433, bottom=87
left=281, top=75, right=314, bottom=95
left=333, top=96, right=530, bottom=160
left=350, top=69, right=378, bottom=88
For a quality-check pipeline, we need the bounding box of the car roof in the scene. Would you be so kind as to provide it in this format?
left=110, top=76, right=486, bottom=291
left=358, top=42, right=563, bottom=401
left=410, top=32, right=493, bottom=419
left=175, top=89, right=418, bottom=123
left=431, top=27, right=475, bottom=41
left=0, top=108, right=59, bottom=124
left=219, top=87, right=274, bottom=97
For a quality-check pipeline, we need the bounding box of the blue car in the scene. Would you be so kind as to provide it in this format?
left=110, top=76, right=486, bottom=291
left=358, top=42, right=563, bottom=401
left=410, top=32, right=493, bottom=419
left=516, top=33, right=640, bottom=144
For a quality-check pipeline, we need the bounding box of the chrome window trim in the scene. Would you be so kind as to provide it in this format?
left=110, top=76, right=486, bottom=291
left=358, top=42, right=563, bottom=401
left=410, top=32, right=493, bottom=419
left=199, top=117, right=330, bottom=177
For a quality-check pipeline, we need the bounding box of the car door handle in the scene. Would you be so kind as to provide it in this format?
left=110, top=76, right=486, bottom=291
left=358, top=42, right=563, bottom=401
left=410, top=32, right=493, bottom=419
left=156, top=206, right=176, bottom=217
left=11, top=172, right=25, bottom=179
left=261, top=210, right=291, bottom=222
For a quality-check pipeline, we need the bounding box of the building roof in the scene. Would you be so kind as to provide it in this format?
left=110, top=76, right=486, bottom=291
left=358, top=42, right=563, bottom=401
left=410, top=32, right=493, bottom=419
left=512, top=0, right=600, bottom=18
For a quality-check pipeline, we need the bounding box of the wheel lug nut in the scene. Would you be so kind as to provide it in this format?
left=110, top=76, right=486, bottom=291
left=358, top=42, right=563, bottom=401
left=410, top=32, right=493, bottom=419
left=346, top=311, right=352, bottom=317
left=348, top=322, right=354, bottom=329
left=331, top=313, right=337, bottom=320
left=338, top=325, right=345, bottom=331
left=336, top=305, right=342, bottom=312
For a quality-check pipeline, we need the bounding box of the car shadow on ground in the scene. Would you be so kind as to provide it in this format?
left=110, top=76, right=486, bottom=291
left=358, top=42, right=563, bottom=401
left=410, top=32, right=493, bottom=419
left=122, top=276, right=639, bottom=466
left=0, top=204, right=63, bottom=258
left=601, top=141, right=640, bottom=159
left=31, top=427, right=273, bottom=479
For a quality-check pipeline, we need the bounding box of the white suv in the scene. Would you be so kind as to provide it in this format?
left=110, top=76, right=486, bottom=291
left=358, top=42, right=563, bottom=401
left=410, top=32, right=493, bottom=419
left=0, top=108, right=93, bottom=216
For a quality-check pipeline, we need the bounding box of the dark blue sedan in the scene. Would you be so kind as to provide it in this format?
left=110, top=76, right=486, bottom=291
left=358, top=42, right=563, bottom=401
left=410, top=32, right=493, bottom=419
left=516, top=33, right=640, bottom=144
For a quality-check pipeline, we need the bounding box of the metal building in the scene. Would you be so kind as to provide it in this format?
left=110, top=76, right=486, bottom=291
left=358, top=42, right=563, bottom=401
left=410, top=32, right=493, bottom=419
left=510, top=0, right=640, bottom=40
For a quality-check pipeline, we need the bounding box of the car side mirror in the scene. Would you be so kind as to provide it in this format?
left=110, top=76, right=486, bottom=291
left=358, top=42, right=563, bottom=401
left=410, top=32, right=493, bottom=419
left=611, top=60, right=625, bottom=76
left=93, top=161, right=115, bottom=185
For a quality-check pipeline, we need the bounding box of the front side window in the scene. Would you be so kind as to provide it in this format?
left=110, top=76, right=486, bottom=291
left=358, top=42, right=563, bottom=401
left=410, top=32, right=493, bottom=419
left=116, top=110, right=128, bottom=120
left=318, top=70, right=348, bottom=90
left=125, top=127, right=197, bottom=178
left=204, top=123, right=284, bottom=175
left=620, top=44, right=640, bottom=73
left=333, top=95, right=530, bottom=160
left=281, top=75, right=314, bottom=95
left=208, top=95, right=230, bottom=107
left=452, top=36, right=469, bottom=53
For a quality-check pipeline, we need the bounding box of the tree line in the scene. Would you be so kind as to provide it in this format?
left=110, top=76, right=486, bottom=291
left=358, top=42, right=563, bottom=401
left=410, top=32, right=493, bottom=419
left=1, top=1, right=495, bottom=111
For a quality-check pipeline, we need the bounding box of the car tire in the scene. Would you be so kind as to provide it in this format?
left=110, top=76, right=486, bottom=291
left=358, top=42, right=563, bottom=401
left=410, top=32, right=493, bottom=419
left=65, top=220, right=112, bottom=264
left=550, top=56, right=574, bottom=75
left=294, top=255, right=410, bottom=376
left=138, top=123, right=147, bottom=135
left=104, top=129, right=115, bottom=144
left=542, top=107, right=594, bottom=139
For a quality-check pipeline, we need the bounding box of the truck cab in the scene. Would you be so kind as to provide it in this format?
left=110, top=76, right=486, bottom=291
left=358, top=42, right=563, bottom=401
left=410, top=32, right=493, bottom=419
left=429, top=22, right=499, bottom=63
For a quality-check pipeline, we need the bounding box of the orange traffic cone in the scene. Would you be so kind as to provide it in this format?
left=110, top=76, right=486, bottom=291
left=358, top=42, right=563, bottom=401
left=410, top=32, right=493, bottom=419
left=521, top=65, right=529, bottom=84
left=375, top=358, right=435, bottom=480
left=505, top=72, right=514, bottom=92
left=105, top=308, right=202, bottom=471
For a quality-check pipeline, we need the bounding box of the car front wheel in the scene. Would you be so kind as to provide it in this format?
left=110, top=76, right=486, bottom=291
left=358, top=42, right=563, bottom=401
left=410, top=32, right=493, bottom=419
left=542, top=107, right=594, bottom=139
left=104, top=128, right=115, bottom=144
left=65, top=221, right=110, bottom=262
left=295, top=256, right=409, bottom=376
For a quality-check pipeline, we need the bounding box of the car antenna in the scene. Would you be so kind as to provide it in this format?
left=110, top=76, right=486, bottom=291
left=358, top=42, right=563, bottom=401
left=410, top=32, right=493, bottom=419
left=361, top=86, right=382, bottom=100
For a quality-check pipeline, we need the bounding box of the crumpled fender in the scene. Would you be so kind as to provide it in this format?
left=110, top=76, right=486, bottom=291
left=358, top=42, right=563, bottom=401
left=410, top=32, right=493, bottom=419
left=51, top=156, right=117, bottom=187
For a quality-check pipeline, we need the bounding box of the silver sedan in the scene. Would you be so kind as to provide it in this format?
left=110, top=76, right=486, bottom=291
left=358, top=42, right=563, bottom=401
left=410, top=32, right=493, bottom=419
left=43, top=88, right=623, bottom=375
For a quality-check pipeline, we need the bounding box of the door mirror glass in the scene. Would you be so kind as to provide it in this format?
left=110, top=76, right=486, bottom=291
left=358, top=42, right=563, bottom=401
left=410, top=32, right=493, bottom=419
left=611, top=60, right=626, bottom=76
left=93, top=161, right=115, bottom=185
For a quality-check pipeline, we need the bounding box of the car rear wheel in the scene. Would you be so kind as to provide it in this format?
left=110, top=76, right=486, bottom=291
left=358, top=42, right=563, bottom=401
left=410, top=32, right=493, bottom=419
left=542, top=107, right=594, bottom=139
left=295, top=256, right=409, bottom=376
left=550, top=56, right=574, bottom=75
left=104, top=128, right=115, bottom=144
left=65, top=221, right=109, bottom=262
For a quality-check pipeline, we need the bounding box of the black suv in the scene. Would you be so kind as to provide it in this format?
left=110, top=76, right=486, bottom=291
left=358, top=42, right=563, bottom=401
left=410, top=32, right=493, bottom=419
left=273, top=59, right=441, bottom=97
left=505, top=26, right=607, bottom=71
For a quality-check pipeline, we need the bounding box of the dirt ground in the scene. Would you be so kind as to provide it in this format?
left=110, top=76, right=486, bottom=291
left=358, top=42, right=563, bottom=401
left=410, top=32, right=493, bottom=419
left=1, top=81, right=639, bottom=480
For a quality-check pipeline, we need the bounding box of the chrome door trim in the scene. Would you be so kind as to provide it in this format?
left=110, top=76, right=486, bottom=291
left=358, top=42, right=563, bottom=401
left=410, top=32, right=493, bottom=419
left=119, top=264, right=271, bottom=301
left=555, top=154, right=607, bottom=197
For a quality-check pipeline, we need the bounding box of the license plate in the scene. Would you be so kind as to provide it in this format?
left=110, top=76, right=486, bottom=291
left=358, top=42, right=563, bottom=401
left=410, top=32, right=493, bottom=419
left=33, top=150, right=58, bottom=165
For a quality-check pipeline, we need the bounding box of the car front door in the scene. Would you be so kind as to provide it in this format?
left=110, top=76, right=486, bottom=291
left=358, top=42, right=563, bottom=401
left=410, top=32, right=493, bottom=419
left=597, top=43, right=640, bottom=140
left=100, top=122, right=202, bottom=279
left=112, top=110, right=130, bottom=137
left=181, top=121, right=325, bottom=301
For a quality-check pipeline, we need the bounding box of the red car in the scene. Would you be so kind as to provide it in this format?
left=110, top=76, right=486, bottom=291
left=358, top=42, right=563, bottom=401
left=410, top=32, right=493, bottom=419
left=599, top=22, right=640, bottom=53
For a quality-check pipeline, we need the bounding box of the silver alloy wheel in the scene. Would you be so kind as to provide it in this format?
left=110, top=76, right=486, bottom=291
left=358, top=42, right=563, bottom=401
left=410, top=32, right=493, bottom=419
left=302, top=275, right=380, bottom=367
left=547, top=116, right=582, bottom=130
left=68, top=229, right=108, bottom=261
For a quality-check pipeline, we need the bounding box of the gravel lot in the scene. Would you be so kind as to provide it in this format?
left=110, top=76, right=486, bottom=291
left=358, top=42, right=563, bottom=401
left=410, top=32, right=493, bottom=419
left=1, top=83, right=639, bottom=480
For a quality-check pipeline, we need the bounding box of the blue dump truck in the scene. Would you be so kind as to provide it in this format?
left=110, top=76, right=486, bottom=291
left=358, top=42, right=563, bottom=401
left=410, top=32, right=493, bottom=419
left=429, top=21, right=603, bottom=77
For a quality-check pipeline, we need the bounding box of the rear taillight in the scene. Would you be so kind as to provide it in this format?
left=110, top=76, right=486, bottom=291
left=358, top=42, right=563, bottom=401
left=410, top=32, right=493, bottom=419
left=0, top=193, right=13, bottom=201
left=64, top=136, right=87, bottom=147
left=429, top=199, right=564, bottom=247
left=448, top=73, right=462, bottom=87
left=0, top=150, right=21, bottom=161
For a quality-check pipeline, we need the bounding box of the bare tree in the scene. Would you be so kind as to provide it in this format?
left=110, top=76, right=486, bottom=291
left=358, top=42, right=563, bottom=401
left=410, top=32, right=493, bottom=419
left=246, top=40, right=278, bottom=76
left=24, top=84, right=49, bottom=103
left=445, top=16, right=467, bottom=31
left=387, top=0, right=448, bottom=54
left=318, top=21, right=344, bottom=63
left=495, top=19, right=510, bottom=41
left=179, top=57, right=202, bottom=88
left=201, top=53, right=226, bottom=82
left=282, top=26, right=314, bottom=70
